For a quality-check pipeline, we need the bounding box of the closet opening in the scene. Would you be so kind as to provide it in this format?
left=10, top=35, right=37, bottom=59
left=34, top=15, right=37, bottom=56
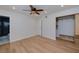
left=56, top=15, right=75, bottom=42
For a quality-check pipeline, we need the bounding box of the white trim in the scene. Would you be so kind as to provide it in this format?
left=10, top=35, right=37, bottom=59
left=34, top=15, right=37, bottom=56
left=10, top=35, right=37, bottom=43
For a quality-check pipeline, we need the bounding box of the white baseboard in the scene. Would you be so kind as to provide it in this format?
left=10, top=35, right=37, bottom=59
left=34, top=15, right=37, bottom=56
left=10, top=34, right=37, bottom=43
left=9, top=34, right=56, bottom=43
left=41, top=35, right=56, bottom=40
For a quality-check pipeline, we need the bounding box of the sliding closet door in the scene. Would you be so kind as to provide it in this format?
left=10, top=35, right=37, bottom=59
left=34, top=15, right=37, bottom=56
left=56, top=19, right=63, bottom=37
left=62, top=16, right=74, bottom=36
left=57, top=16, right=74, bottom=36
left=56, top=16, right=75, bottom=41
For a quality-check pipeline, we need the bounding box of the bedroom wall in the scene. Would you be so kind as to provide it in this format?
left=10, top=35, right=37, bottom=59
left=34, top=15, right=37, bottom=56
left=0, top=10, right=37, bottom=42
left=38, top=7, right=79, bottom=40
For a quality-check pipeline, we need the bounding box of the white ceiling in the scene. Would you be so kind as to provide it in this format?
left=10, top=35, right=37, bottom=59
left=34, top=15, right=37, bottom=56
left=0, top=5, right=79, bottom=16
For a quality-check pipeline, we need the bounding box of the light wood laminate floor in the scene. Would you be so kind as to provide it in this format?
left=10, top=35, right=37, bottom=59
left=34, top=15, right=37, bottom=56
left=0, top=36, right=79, bottom=53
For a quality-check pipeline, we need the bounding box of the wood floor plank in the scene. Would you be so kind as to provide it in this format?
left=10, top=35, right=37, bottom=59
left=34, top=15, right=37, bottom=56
left=0, top=36, right=79, bottom=53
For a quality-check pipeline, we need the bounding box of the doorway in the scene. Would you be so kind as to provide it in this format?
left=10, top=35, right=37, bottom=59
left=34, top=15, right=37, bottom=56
left=0, top=16, right=10, bottom=45
left=56, top=15, right=75, bottom=42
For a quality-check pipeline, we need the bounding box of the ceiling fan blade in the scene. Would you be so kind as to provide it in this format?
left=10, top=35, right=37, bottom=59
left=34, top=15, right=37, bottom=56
left=29, top=5, right=34, bottom=10
left=37, top=9, right=43, bottom=11
left=35, top=11, right=40, bottom=15
left=29, top=5, right=37, bottom=11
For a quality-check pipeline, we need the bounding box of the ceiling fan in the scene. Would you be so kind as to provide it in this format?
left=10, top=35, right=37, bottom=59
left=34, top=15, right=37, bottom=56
left=23, top=5, right=44, bottom=15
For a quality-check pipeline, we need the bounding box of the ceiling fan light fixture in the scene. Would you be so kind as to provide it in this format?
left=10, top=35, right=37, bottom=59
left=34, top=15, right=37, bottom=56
left=35, top=14, right=39, bottom=16
left=32, top=11, right=35, bottom=14
left=31, top=13, right=38, bottom=16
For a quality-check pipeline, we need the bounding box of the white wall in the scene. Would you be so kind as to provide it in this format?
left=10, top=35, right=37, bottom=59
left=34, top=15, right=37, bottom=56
left=0, top=10, right=37, bottom=42
left=38, top=7, right=79, bottom=40
left=38, top=15, right=56, bottom=40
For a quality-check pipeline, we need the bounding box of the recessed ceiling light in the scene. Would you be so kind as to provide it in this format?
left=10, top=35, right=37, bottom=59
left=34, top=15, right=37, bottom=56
left=12, top=6, right=16, bottom=10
